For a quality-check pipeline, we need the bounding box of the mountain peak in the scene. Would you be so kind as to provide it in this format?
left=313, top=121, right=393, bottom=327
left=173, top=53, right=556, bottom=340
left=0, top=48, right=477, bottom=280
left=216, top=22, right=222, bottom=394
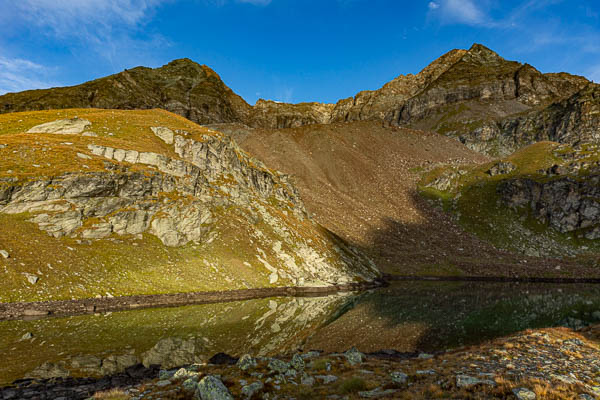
left=463, top=43, right=505, bottom=64
left=159, top=58, right=222, bottom=81
left=168, top=57, right=197, bottom=64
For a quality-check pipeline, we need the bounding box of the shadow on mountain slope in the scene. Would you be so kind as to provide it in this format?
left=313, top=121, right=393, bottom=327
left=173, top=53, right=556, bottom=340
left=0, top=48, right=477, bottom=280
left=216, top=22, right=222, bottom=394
left=361, top=189, right=599, bottom=278
left=234, top=120, right=595, bottom=278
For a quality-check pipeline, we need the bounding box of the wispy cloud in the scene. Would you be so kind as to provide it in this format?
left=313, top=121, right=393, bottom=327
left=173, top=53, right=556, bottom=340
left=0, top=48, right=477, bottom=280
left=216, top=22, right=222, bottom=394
left=205, top=0, right=273, bottom=6
left=427, top=0, right=490, bottom=26
left=273, top=87, right=294, bottom=103
left=4, top=0, right=170, bottom=69
left=12, top=0, right=165, bottom=33
left=425, top=0, right=600, bottom=80
left=0, top=56, right=56, bottom=94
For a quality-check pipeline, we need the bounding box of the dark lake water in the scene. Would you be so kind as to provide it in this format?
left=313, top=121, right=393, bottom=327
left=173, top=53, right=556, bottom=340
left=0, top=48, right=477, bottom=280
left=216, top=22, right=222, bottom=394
left=1, top=281, right=599, bottom=384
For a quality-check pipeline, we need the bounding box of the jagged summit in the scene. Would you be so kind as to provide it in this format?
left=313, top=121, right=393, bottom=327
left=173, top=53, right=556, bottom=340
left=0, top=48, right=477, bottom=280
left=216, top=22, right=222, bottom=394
left=463, top=43, right=506, bottom=64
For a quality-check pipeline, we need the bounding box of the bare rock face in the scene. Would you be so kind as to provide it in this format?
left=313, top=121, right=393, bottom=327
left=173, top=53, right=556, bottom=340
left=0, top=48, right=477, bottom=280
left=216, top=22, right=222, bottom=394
left=27, top=362, right=70, bottom=379
left=1, top=131, right=302, bottom=247
left=151, top=126, right=175, bottom=144
left=499, top=173, right=600, bottom=238
left=500, top=84, right=600, bottom=146
left=248, top=100, right=334, bottom=129
left=487, top=161, right=516, bottom=176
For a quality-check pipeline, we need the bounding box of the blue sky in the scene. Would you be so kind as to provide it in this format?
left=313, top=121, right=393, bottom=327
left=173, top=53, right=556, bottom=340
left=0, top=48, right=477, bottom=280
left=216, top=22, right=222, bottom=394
left=0, top=0, right=599, bottom=104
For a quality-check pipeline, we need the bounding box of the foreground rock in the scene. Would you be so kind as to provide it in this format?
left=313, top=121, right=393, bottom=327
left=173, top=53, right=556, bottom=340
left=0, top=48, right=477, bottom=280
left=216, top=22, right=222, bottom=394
left=142, top=338, right=206, bottom=369
left=4, top=326, right=598, bottom=399
left=196, top=375, right=233, bottom=400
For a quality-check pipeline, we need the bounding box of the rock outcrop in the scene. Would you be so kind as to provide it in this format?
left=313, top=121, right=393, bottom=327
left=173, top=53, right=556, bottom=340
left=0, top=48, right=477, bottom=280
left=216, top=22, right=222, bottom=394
left=496, top=83, right=600, bottom=149
left=247, top=100, right=334, bottom=129
left=142, top=337, right=206, bottom=369
left=499, top=174, right=600, bottom=239
left=0, top=109, right=380, bottom=302
left=27, top=117, right=92, bottom=134
left=1, top=126, right=302, bottom=247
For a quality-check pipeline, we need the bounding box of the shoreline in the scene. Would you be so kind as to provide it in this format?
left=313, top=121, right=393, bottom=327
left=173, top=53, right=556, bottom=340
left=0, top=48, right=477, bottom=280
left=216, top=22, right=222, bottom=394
left=384, top=274, right=600, bottom=284
left=0, top=280, right=384, bottom=321
left=2, top=274, right=600, bottom=321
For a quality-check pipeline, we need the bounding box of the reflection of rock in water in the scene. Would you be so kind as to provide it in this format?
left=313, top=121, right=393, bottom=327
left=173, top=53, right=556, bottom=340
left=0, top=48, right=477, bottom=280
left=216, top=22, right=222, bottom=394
left=125, top=293, right=358, bottom=369
left=248, top=294, right=356, bottom=356
left=142, top=337, right=207, bottom=369
left=304, top=282, right=600, bottom=354
left=7, top=293, right=358, bottom=382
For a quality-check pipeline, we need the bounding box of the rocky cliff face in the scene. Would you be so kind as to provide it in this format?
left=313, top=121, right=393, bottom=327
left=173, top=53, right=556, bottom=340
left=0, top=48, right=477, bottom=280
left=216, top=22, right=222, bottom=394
left=419, top=141, right=600, bottom=259
left=498, top=144, right=600, bottom=240
left=247, top=100, right=334, bottom=129
left=0, top=109, right=379, bottom=302
left=497, top=83, right=600, bottom=147
left=499, top=175, right=600, bottom=240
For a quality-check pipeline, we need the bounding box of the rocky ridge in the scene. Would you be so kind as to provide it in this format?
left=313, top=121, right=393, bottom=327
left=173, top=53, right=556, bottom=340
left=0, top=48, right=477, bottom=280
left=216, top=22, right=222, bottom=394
left=1, top=44, right=596, bottom=157
left=0, top=59, right=252, bottom=125
left=329, top=44, right=595, bottom=157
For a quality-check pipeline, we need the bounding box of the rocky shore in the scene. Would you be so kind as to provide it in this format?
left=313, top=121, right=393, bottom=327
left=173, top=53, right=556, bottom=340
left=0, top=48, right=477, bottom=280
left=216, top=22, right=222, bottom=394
left=1, top=325, right=599, bottom=399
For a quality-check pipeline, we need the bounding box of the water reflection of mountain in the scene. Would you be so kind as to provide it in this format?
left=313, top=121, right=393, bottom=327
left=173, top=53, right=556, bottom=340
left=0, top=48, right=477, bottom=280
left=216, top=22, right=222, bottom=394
left=0, top=293, right=357, bottom=384
left=305, top=282, right=600, bottom=353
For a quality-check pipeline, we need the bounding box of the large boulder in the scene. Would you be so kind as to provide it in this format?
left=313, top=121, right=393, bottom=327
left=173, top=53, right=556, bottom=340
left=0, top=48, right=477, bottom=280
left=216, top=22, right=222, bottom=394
left=195, top=375, right=233, bottom=400
left=151, top=126, right=175, bottom=144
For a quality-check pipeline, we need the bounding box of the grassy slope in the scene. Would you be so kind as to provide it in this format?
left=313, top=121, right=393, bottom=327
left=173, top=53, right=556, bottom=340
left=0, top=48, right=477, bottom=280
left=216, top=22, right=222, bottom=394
left=419, top=141, right=600, bottom=268
left=0, top=109, right=371, bottom=303
left=0, top=109, right=258, bottom=302
left=0, top=108, right=223, bottom=178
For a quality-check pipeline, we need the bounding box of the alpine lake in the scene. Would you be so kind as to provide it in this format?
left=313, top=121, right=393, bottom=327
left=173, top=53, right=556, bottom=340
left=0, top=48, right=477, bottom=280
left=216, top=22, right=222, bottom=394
left=1, top=281, right=600, bottom=385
